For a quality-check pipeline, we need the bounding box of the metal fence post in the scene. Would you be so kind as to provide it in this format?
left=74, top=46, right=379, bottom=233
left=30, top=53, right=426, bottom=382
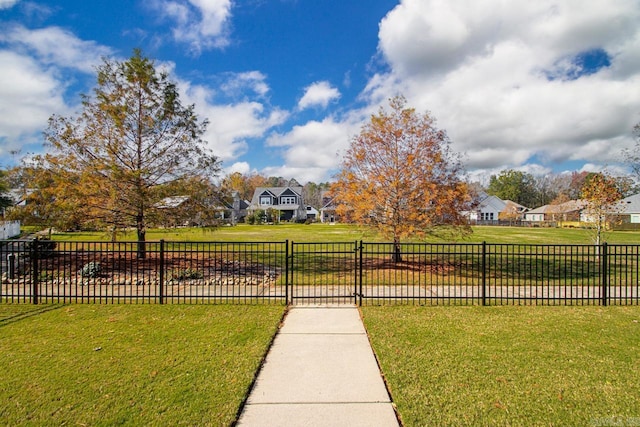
left=285, top=240, right=290, bottom=305
left=601, top=242, right=608, bottom=306
left=159, top=239, right=165, bottom=305
left=31, top=238, right=39, bottom=305
left=358, top=241, right=363, bottom=307
left=7, top=253, right=15, bottom=280
left=481, top=241, right=487, bottom=306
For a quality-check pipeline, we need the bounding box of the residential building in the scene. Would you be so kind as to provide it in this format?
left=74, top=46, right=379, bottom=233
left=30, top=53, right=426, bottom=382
left=248, top=187, right=306, bottom=222
left=320, top=192, right=339, bottom=223
left=524, top=200, right=587, bottom=224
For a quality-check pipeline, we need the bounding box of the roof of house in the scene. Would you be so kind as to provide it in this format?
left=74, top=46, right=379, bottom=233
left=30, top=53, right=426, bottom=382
left=526, top=199, right=588, bottom=215
left=503, top=200, right=528, bottom=212
left=250, top=186, right=304, bottom=209
left=617, top=193, right=640, bottom=214
left=478, top=194, right=507, bottom=212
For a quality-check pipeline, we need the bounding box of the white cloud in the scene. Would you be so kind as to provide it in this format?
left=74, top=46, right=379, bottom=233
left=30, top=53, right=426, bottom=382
left=0, top=50, right=68, bottom=158
left=151, top=0, right=232, bottom=53
left=0, top=24, right=113, bottom=73
left=0, top=25, right=115, bottom=159
left=369, top=0, right=640, bottom=175
left=224, top=161, right=251, bottom=176
left=298, top=81, right=341, bottom=110
left=264, top=117, right=360, bottom=182
left=179, top=78, right=289, bottom=162
left=0, top=0, right=19, bottom=10
left=220, top=71, right=270, bottom=98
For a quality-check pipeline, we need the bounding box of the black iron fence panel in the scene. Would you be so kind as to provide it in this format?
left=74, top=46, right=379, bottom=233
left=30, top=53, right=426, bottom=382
left=0, top=240, right=288, bottom=304
left=483, top=244, right=601, bottom=306
left=290, top=241, right=358, bottom=305
left=1, top=239, right=639, bottom=306
left=606, top=245, right=640, bottom=305
left=359, top=242, right=484, bottom=305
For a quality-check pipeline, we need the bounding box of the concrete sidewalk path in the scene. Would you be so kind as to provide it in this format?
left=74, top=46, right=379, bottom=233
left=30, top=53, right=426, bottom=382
left=237, top=306, right=400, bottom=427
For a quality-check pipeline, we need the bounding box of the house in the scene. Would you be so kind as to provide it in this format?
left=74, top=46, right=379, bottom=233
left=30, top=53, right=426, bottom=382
left=229, top=192, right=250, bottom=224
left=248, top=186, right=306, bottom=222
left=154, top=192, right=250, bottom=226
left=463, top=192, right=529, bottom=224
left=500, top=200, right=528, bottom=221
left=320, top=192, right=339, bottom=223
left=212, top=192, right=250, bottom=224
left=524, top=200, right=587, bottom=224
left=305, top=206, right=319, bottom=221
left=476, top=193, right=505, bottom=222
left=605, top=193, right=640, bottom=230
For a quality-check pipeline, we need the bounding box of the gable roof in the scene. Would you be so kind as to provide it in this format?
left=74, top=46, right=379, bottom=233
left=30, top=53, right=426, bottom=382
left=478, top=194, right=507, bottom=212
left=527, top=199, right=588, bottom=215
left=503, top=200, right=528, bottom=212
left=250, top=186, right=303, bottom=207
left=617, top=193, right=640, bottom=214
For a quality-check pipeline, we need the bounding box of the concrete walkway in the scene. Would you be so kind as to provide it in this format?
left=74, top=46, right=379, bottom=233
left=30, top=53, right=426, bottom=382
left=237, top=306, right=400, bottom=427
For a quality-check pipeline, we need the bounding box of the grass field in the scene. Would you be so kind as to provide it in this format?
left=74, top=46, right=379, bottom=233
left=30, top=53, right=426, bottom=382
left=35, top=223, right=640, bottom=244
left=0, top=304, right=285, bottom=426
left=362, top=306, right=640, bottom=427
left=6, top=224, right=640, bottom=426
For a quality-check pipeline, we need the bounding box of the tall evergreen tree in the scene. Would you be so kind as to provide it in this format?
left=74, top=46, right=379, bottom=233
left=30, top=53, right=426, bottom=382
left=42, top=49, right=220, bottom=256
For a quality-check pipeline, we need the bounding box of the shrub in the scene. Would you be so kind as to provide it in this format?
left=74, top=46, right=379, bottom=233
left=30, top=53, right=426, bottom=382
left=81, top=262, right=103, bottom=278
left=170, top=268, right=203, bottom=280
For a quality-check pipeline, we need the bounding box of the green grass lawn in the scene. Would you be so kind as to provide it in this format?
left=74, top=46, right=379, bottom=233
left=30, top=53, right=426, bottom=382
left=362, top=306, right=640, bottom=427
left=39, top=223, right=640, bottom=244
left=0, top=304, right=285, bottom=426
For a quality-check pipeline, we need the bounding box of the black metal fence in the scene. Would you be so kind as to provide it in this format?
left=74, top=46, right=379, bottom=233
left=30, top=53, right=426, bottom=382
left=1, top=239, right=639, bottom=305
left=0, top=240, right=288, bottom=304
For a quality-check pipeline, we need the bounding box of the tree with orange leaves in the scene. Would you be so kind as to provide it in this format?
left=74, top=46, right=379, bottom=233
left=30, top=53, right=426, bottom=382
left=580, top=172, right=625, bottom=246
left=333, top=96, right=472, bottom=261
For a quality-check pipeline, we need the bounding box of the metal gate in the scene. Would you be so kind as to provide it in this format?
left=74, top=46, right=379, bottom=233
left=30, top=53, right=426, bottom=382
left=289, top=241, right=360, bottom=305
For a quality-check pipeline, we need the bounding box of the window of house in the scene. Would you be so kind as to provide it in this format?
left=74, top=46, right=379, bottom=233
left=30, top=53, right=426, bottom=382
left=281, top=196, right=297, bottom=205
left=260, top=196, right=271, bottom=205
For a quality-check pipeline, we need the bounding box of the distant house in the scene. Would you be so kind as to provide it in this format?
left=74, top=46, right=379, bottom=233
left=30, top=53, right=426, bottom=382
left=154, top=192, right=250, bottom=226
left=604, top=193, right=640, bottom=230
left=464, top=192, right=527, bottom=223
left=248, top=187, right=306, bottom=222
left=320, top=192, right=340, bottom=223
left=305, top=206, right=319, bottom=221
left=208, top=192, right=250, bottom=224
left=476, top=193, right=505, bottom=222
left=229, top=192, right=250, bottom=224
left=500, top=200, right=529, bottom=221
left=524, top=200, right=587, bottom=223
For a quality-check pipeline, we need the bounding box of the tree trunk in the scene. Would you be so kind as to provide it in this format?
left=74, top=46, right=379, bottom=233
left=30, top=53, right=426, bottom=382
left=392, top=238, right=402, bottom=263
left=136, top=214, right=146, bottom=259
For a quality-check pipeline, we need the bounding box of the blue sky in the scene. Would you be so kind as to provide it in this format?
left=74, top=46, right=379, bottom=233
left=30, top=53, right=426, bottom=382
left=1, top=0, right=639, bottom=184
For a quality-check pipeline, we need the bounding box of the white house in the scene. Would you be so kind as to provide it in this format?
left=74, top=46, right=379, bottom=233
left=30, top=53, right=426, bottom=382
left=305, top=206, right=319, bottom=221
left=465, top=192, right=506, bottom=223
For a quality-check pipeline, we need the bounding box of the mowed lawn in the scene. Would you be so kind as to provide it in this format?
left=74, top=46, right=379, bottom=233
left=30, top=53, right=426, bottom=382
left=0, top=304, right=285, bottom=426
left=44, top=223, right=640, bottom=244
left=8, top=225, right=640, bottom=426
left=362, top=306, right=640, bottom=427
